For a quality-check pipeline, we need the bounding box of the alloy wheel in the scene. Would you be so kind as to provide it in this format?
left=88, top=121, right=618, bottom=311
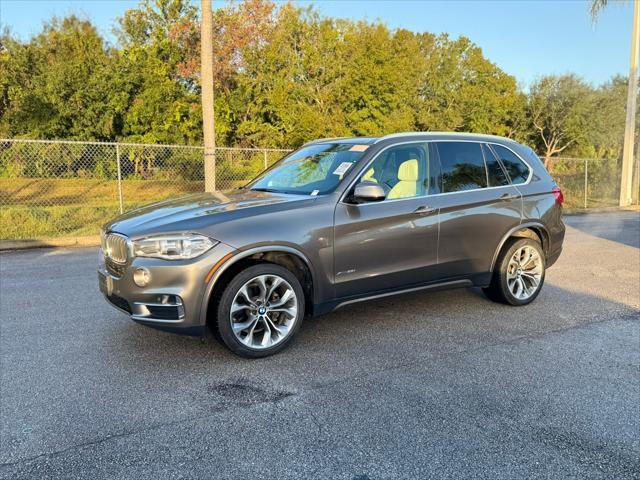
left=230, top=274, right=299, bottom=349
left=506, top=245, right=543, bottom=301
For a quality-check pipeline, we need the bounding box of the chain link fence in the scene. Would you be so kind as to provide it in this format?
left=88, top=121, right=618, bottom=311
left=546, top=157, right=626, bottom=210
left=546, top=155, right=640, bottom=209
left=0, top=138, right=638, bottom=242
left=0, top=139, right=290, bottom=241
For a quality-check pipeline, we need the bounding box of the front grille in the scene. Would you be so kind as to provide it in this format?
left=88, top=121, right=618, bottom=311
left=105, top=257, right=126, bottom=278
left=107, top=294, right=131, bottom=313
left=105, top=233, right=129, bottom=264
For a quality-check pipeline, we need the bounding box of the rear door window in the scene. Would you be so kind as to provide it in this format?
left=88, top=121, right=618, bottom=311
left=436, top=142, right=487, bottom=193
left=490, top=144, right=531, bottom=185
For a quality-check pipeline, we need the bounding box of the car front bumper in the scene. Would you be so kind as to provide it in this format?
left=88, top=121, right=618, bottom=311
left=98, top=243, right=236, bottom=335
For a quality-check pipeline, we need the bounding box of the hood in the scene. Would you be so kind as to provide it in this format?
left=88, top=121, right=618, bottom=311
left=104, top=189, right=315, bottom=238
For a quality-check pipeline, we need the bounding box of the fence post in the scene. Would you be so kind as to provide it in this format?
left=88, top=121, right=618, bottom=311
left=584, top=158, right=588, bottom=209
left=116, top=144, right=124, bottom=214
left=263, top=150, right=268, bottom=171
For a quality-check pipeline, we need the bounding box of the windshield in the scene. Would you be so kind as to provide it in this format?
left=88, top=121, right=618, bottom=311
left=247, top=143, right=369, bottom=195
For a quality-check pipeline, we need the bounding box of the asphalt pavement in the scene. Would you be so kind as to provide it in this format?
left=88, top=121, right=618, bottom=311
left=1, top=211, right=639, bottom=479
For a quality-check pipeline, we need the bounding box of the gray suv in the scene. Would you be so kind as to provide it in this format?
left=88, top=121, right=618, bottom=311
left=99, top=133, right=565, bottom=357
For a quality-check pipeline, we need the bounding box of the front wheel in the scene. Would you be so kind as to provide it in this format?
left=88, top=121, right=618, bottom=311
left=483, top=238, right=546, bottom=306
left=216, top=264, right=305, bottom=358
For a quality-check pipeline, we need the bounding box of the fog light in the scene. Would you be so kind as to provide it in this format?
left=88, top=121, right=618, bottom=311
left=133, top=267, right=151, bottom=287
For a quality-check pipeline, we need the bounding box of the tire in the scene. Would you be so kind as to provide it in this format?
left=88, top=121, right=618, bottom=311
left=215, top=264, right=305, bottom=358
left=483, top=238, right=546, bottom=306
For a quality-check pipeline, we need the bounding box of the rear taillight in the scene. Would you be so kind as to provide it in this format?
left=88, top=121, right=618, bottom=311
left=552, top=186, right=564, bottom=206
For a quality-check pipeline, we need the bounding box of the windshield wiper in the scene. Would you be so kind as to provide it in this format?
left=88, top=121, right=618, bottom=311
left=250, top=187, right=311, bottom=196
left=250, top=187, right=281, bottom=193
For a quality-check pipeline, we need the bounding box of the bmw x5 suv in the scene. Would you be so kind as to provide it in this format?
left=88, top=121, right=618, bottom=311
left=99, top=132, right=565, bottom=357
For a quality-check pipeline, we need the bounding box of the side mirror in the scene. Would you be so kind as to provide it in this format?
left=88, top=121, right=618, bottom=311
left=352, top=181, right=386, bottom=203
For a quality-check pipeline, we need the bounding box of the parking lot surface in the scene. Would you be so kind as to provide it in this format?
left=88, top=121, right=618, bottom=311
left=1, top=212, right=639, bottom=479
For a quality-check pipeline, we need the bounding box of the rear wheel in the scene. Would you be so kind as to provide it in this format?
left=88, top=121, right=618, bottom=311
left=483, top=238, right=545, bottom=306
left=216, top=264, right=305, bottom=358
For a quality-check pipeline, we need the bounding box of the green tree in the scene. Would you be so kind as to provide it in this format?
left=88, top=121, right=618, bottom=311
left=0, top=0, right=624, bottom=164
left=415, top=34, right=525, bottom=138
left=586, top=75, right=629, bottom=159
left=0, top=16, right=116, bottom=139
left=115, top=0, right=203, bottom=145
left=528, top=74, right=595, bottom=165
left=115, top=0, right=276, bottom=146
left=336, top=22, right=423, bottom=136
left=234, top=5, right=350, bottom=147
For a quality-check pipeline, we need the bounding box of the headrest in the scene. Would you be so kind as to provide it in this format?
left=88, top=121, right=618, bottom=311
left=362, top=168, right=376, bottom=181
left=397, top=159, right=418, bottom=181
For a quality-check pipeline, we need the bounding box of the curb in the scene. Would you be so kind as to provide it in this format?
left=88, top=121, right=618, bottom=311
left=564, top=206, right=640, bottom=215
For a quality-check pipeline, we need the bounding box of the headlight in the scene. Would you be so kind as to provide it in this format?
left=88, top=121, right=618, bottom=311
left=132, top=234, right=217, bottom=260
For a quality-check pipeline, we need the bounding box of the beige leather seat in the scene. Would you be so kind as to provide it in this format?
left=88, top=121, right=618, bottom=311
left=388, top=159, right=419, bottom=199
left=362, top=168, right=377, bottom=183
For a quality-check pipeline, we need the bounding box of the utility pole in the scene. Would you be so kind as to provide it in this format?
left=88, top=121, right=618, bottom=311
left=201, top=0, right=216, bottom=192
left=620, top=0, right=639, bottom=206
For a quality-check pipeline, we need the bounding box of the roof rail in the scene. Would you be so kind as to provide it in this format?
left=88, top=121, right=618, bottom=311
left=373, top=131, right=511, bottom=143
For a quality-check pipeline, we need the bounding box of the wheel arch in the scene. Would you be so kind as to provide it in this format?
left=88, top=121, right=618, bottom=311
left=199, top=245, right=316, bottom=326
left=490, top=222, right=549, bottom=272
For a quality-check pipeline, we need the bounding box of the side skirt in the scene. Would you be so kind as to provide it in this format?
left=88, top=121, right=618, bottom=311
left=313, top=274, right=491, bottom=317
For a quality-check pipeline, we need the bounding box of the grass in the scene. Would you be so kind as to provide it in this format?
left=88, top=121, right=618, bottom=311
left=0, top=178, right=207, bottom=240
left=2, top=204, right=121, bottom=239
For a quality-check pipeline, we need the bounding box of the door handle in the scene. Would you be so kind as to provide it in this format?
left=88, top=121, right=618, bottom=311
left=500, top=193, right=518, bottom=200
left=413, top=205, right=437, bottom=215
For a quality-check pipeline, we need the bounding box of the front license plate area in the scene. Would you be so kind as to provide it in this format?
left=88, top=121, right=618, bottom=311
left=98, top=271, right=114, bottom=296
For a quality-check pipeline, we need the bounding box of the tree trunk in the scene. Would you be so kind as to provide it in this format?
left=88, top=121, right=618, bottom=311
left=544, top=149, right=552, bottom=171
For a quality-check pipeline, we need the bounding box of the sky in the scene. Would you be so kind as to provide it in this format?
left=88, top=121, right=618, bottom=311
left=0, top=0, right=634, bottom=87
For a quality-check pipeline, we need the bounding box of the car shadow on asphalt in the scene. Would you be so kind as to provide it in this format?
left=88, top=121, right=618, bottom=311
left=104, top=282, right=639, bottom=378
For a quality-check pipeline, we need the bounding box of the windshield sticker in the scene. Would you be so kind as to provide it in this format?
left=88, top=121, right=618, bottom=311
left=349, top=144, right=369, bottom=152
left=333, top=162, right=353, bottom=176
left=310, top=189, right=319, bottom=196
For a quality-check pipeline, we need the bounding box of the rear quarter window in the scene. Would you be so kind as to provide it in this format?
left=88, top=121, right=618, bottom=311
left=491, top=144, right=530, bottom=184
left=483, top=144, right=510, bottom=187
